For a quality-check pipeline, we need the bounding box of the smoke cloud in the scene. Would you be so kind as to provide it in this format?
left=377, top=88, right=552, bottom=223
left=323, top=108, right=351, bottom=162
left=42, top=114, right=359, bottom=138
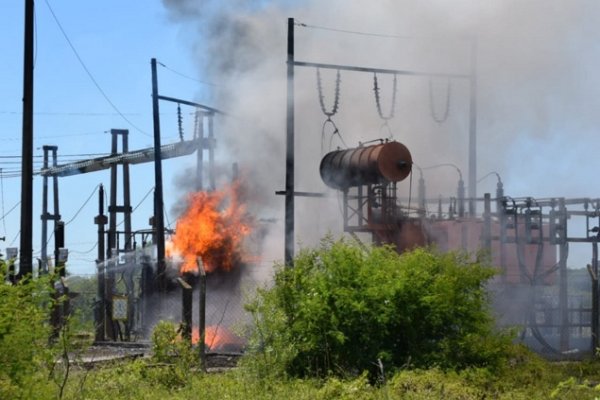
left=162, top=0, right=600, bottom=263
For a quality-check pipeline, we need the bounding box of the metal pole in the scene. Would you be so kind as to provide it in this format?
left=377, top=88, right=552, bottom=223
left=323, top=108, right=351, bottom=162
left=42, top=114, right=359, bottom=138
left=559, top=198, right=569, bottom=351
left=208, top=114, right=215, bottom=191
left=151, top=58, right=167, bottom=291
left=196, top=111, right=204, bottom=191
left=284, top=17, right=295, bottom=266
left=122, top=131, right=132, bottom=251
left=106, top=131, right=118, bottom=341
left=591, top=240, right=599, bottom=352
left=468, top=38, right=478, bottom=217
left=41, top=147, right=50, bottom=274
left=483, top=193, right=492, bottom=253
left=95, top=184, right=106, bottom=342
left=19, top=0, right=35, bottom=277
left=197, top=258, right=206, bottom=371
left=418, top=174, right=426, bottom=218
left=457, top=178, right=465, bottom=218
left=54, top=221, right=65, bottom=277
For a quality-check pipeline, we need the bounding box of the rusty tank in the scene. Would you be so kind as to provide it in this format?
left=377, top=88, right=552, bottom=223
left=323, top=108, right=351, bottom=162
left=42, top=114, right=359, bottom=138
left=319, top=141, right=412, bottom=190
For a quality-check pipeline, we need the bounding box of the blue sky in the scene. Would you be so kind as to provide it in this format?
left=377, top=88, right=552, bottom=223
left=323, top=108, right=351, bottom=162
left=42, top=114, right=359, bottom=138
left=1, top=1, right=206, bottom=274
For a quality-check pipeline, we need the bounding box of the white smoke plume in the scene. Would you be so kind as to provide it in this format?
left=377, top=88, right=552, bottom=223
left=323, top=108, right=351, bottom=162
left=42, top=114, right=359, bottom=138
left=162, top=0, right=600, bottom=263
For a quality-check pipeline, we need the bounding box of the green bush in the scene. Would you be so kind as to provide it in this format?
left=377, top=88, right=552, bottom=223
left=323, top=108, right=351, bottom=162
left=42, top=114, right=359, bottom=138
left=149, top=321, right=198, bottom=388
left=245, top=237, right=513, bottom=378
left=0, top=268, right=56, bottom=399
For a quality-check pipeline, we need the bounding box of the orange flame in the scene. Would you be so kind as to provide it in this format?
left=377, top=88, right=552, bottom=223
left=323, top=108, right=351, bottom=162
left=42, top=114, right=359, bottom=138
left=167, top=181, right=253, bottom=274
left=191, top=325, right=246, bottom=352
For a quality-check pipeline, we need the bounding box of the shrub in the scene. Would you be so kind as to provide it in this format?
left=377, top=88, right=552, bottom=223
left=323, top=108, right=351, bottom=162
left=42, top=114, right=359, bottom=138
left=149, top=321, right=198, bottom=388
left=0, top=268, right=56, bottom=399
left=245, top=237, right=512, bottom=378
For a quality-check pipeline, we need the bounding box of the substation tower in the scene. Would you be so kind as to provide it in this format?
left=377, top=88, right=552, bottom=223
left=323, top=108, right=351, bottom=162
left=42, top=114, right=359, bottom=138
left=280, top=18, right=600, bottom=358
left=37, top=59, right=223, bottom=342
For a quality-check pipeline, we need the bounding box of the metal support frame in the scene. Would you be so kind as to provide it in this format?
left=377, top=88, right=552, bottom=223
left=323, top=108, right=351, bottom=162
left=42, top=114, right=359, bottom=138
left=150, top=59, right=221, bottom=287
left=104, top=129, right=134, bottom=340
left=283, top=17, right=478, bottom=264
left=94, top=184, right=107, bottom=342
left=41, top=145, right=61, bottom=274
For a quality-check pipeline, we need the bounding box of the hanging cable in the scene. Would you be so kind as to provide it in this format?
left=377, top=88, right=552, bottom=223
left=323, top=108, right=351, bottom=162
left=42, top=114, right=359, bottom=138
left=157, top=61, right=216, bottom=86
left=373, top=73, right=398, bottom=121
left=317, top=68, right=341, bottom=117
left=177, top=103, right=184, bottom=141
left=428, top=78, right=451, bottom=123
left=317, top=68, right=348, bottom=151
left=296, top=21, right=414, bottom=40
left=321, top=119, right=347, bottom=154
left=373, top=73, right=398, bottom=140
left=9, top=230, right=19, bottom=246
left=0, top=201, right=20, bottom=222
left=116, top=186, right=155, bottom=227
left=70, top=242, right=98, bottom=255
left=64, top=184, right=99, bottom=226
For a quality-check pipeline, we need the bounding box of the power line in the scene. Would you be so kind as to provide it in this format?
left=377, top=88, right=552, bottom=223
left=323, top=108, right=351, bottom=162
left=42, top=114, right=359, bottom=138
left=0, top=111, right=143, bottom=116
left=115, top=186, right=154, bottom=227
left=0, top=201, right=20, bottom=222
left=42, top=0, right=152, bottom=138
left=0, top=170, right=6, bottom=235
left=9, top=230, right=19, bottom=246
left=157, top=61, right=216, bottom=86
left=64, top=184, right=99, bottom=226
left=0, top=152, right=110, bottom=159
left=70, top=242, right=98, bottom=255
left=296, top=21, right=415, bottom=39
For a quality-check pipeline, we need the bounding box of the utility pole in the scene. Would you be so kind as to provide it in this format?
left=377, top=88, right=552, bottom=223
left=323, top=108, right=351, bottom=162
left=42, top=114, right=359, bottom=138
left=19, top=0, right=35, bottom=277
left=151, top=58, right=166, bottom=290
left=284, top=17, right=295, bottom=266
left=468, top=37, right=478, bottom=217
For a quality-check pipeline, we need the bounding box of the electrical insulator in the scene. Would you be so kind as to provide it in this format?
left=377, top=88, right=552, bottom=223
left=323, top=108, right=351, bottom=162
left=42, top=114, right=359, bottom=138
left=549, top=209, right=566, bottom=245
left=499, top=204, right=517, bottom=244
left=524, top=208, right=541, bottom=243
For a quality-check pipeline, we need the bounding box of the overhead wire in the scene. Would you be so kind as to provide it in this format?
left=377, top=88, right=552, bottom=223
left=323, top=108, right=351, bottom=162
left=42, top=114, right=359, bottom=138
left=42, top=0, right=152, bottom=138
left=0, top=152, right=110, bottom=158
left=0, top=201, right=21, bottom=222
left=0, top=170, right=6, bottom=235
left=115, top=186, right=155, bottom=228
left=70, top=242, right=98, bottom=255
left=157, top=61, right=216, bottom=86
left=9, top=231, right=19, bottom=247
left=64, top=184, right=100, bottom=226
left=296, top=21, right=414, bottom=40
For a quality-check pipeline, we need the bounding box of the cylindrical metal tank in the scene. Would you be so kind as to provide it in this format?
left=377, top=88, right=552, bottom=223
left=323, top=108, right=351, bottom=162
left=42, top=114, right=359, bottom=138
left=320, top=141, right=412, bottom=190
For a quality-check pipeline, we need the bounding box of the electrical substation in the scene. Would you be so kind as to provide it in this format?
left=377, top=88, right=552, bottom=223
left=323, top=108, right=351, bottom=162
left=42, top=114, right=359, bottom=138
left=11, top=11, right=600, bottom=362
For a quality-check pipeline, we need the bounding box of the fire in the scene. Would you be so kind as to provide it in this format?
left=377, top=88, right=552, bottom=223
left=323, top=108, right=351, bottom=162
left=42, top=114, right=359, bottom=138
left=167, top=181, right=253, bottom=274
left=191, top=325, right=246, bottom=352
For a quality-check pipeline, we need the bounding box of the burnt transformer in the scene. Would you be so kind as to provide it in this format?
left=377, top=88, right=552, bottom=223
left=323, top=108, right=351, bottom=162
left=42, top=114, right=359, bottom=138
left=319, top=140, right=421, bottom=250
left=320, top=141, right=412, bottom=190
